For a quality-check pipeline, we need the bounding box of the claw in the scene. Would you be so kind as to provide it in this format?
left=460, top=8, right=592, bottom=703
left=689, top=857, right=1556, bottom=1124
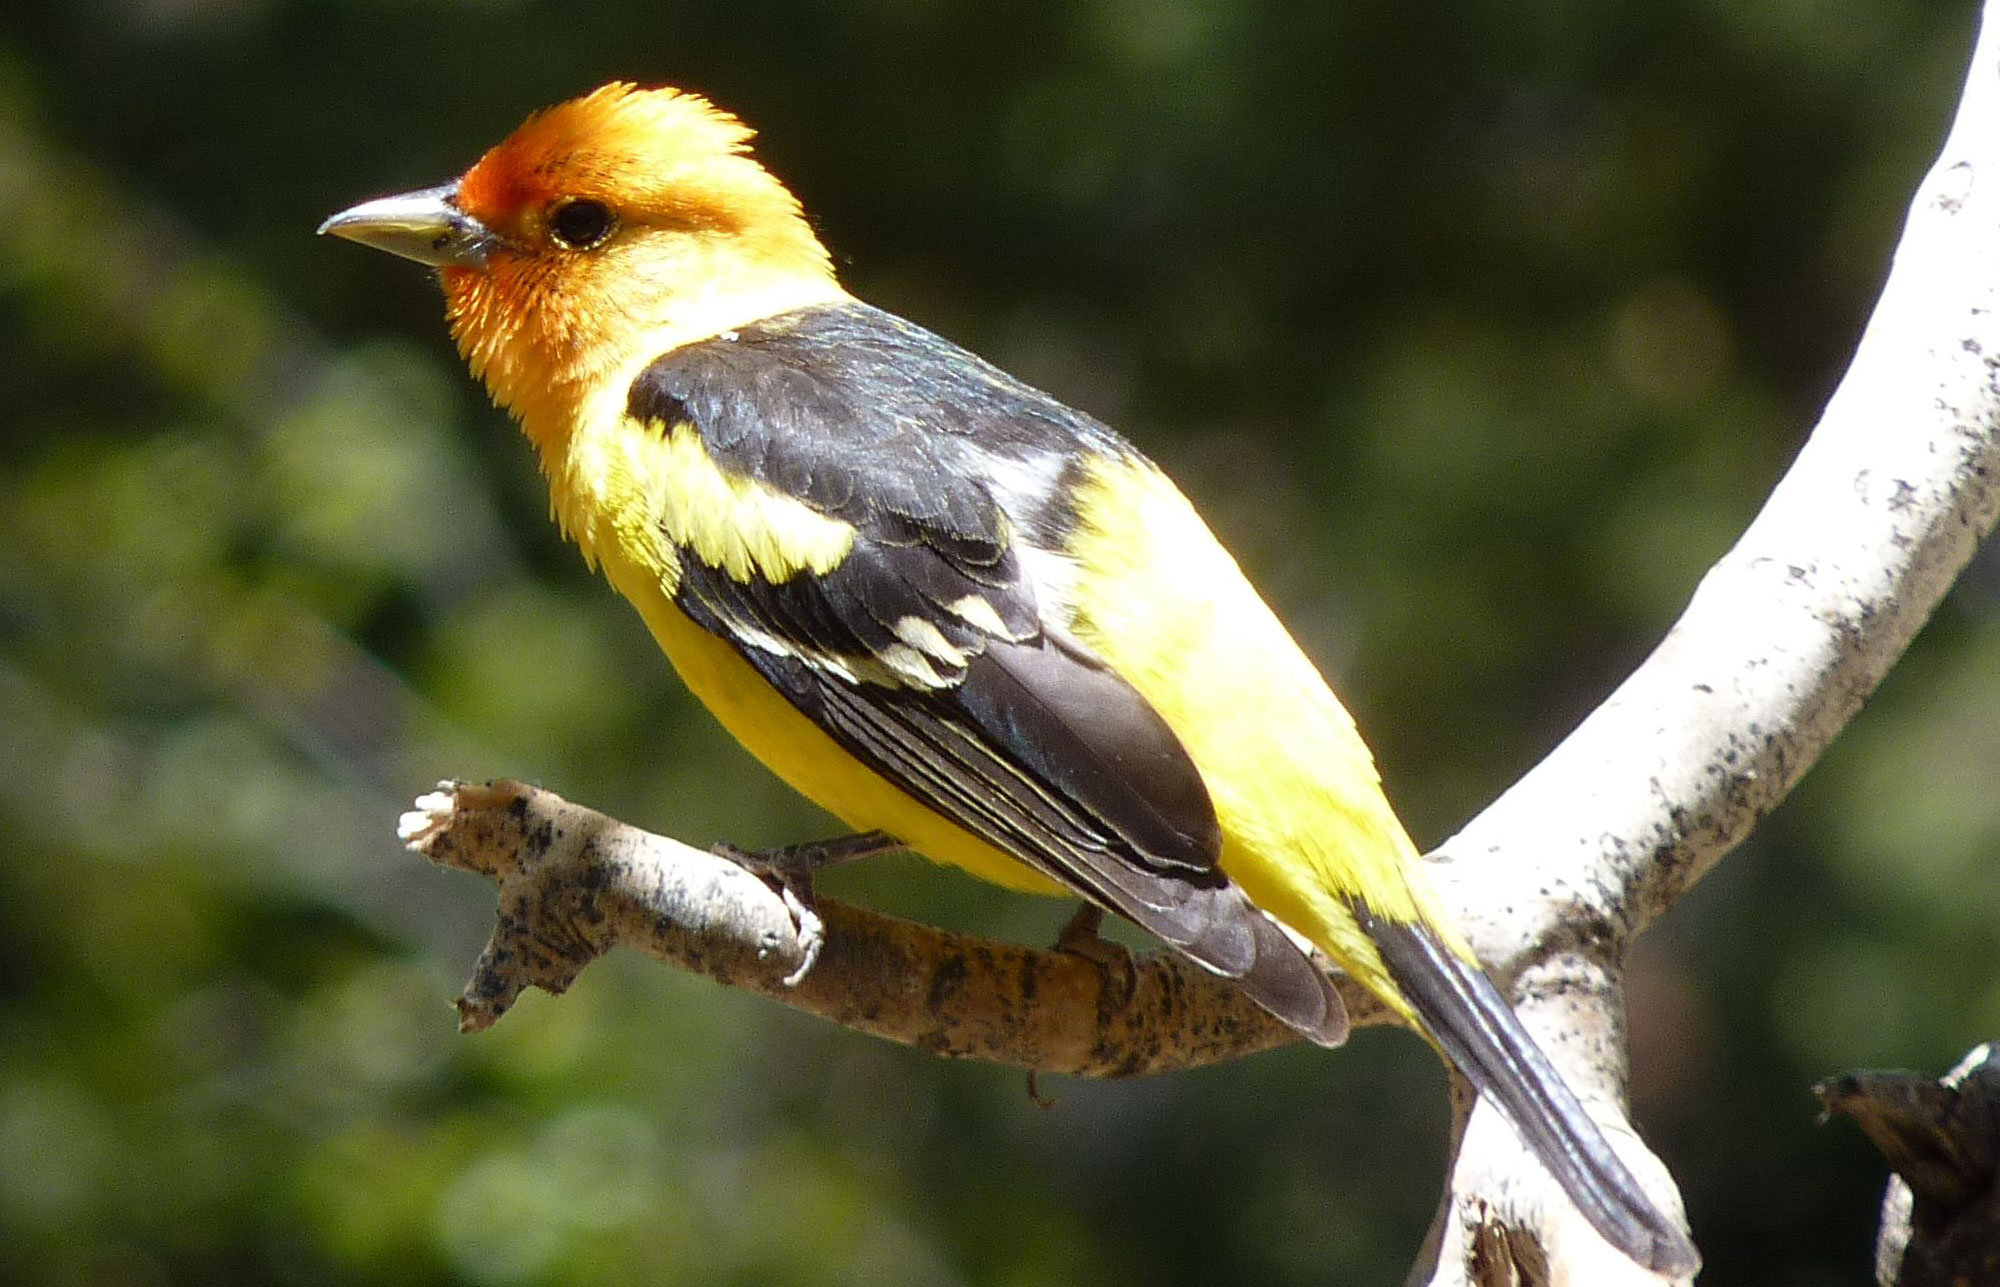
left=710, top=832, right=899, bottom=988
left=776, top=880, right=825, bottom=987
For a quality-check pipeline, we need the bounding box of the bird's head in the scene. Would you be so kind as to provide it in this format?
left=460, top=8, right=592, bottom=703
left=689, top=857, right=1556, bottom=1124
left=321, top=83, right=843, bottom=446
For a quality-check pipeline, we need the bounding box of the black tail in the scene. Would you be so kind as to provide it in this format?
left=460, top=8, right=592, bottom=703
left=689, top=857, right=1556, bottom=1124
left=1362, top=909, right=1700, bottom=1276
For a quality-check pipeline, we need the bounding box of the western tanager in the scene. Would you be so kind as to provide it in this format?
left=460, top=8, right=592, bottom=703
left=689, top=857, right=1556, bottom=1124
left=323, top=83, right=1694, bottom=1272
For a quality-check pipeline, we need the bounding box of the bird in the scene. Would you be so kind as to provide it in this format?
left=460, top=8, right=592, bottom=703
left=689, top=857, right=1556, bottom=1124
left=321, top=82, right=1696, bottom=1274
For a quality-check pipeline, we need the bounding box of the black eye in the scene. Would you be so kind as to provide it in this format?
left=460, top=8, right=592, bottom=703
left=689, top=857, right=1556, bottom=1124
left=549, top=198, right=615, bottom=250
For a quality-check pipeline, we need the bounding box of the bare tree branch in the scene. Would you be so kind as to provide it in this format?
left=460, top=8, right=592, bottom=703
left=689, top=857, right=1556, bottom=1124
left=399, top=4, right=2000, bottom=1281
left=401, top=779, right=1383, bottom=1074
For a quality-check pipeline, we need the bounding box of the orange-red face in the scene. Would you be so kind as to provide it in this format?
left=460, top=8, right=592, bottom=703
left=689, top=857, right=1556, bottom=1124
left=323, top=84, right=837, bottom=441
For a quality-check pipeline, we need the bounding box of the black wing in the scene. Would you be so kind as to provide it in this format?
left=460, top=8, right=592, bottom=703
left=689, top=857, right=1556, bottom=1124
left=635, top=303, right=1346, bottom=1044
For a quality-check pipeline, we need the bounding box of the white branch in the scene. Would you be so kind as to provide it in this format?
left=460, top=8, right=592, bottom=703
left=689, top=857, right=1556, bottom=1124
left=1412, top=5, right=2000, bottom=1279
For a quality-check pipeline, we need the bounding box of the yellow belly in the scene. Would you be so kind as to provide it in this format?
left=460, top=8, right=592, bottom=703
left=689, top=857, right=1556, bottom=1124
left=600, top=549, right=1068, bottom=898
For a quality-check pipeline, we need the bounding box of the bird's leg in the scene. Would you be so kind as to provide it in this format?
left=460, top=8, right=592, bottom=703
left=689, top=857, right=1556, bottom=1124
left=1053, top=902, right=1138, bottom=1011
left=715, top=830, right=905, bottom=879
left=710, top=831, right=903, bottom=986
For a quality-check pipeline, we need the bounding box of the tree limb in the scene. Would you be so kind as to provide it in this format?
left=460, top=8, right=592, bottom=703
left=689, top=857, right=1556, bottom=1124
left=1407, top=5, right=2000, bottom=1277
left=400, top=778, right=1381, bottom=1074
left=399, top=3, right=2000, bottom=1280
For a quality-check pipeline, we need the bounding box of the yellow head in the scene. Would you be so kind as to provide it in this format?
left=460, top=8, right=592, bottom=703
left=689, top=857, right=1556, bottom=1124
left=321, top=83, right=843, bottom=448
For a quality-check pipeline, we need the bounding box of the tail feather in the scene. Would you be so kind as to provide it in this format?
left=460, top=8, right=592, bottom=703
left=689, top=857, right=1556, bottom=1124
left=1362, top=909, right=1700, bottom=1276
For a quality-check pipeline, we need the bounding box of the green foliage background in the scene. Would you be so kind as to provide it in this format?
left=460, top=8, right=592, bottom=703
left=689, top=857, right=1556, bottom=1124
left=1, top=0, right=1995, bottom=1282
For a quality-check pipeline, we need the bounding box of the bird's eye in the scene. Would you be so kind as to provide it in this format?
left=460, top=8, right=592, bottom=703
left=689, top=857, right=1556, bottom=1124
left=549, top=198, right=616, bottom=250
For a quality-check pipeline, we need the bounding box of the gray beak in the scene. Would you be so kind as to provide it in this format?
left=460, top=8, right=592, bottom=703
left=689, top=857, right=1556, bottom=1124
left=317, top=182, right=495, bottom=269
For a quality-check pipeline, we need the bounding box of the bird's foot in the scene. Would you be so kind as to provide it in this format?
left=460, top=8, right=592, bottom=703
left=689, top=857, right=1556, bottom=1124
left=711, top=832, right=901, bottom=986
left=1053, top=903, right=1138, bottom=1011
